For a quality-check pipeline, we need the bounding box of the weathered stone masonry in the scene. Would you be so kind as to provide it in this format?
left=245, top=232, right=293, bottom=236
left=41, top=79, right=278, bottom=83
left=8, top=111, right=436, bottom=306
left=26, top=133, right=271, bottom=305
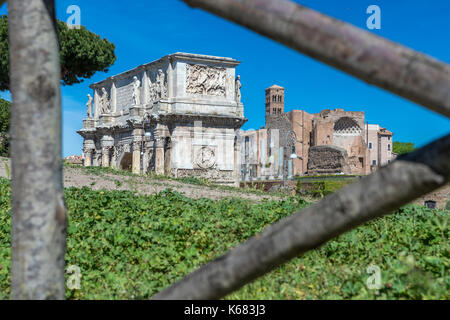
left=240, top=85, right=394, bottom=180
left=78, top=53, right=247, bottom=186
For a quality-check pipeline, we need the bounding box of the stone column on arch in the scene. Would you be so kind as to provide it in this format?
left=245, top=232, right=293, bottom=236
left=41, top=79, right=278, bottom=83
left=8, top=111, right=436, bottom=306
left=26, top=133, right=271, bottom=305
left=132, top=141, right=142, bottom=174
left=83, top=149, right=94, bottom=167
left=131, top=128, right=143, bottom=174
left=142, top=142, right=152, bottom=174
left=110, top=78, right=117, bottom=114
left=93, top=88, right=100, bottom=120
left=101, top=147, right=111, bottom=167
left=110, top=146, right=118, bottom=169
left=142, top=68, right=149, bottom=105
left=167, top=59, right=174, bottom=99
left=100, top=135, right=114, bottom=168
left=83, top=138, right=95, bottom=167
left=155, top=137, right=165, bottom=176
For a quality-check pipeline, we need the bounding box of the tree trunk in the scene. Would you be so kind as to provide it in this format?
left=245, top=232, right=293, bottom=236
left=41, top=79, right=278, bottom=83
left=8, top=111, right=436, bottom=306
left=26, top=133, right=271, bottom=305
left=8, top=0, right=66, bottom=300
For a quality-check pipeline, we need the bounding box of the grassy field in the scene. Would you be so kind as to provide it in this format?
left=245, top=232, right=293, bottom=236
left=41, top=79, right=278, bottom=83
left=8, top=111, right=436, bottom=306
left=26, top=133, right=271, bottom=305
left=0, top=177, right=448, bottom=299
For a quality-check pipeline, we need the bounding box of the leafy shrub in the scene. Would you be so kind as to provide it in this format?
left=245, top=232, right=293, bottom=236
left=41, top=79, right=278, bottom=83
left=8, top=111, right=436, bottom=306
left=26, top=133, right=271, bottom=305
left=0, top=178, right=305, bottom=299
left=295, top=179, right=302, bottom=194
left=393, top=142, right=416, bottom=155
left=0, top=178, right=448, bottom=300
left=229, top=206, right=449, bottom=300
left=311, top=181, right=325, bottom=198
left=0, top=98, right=10, bottom=157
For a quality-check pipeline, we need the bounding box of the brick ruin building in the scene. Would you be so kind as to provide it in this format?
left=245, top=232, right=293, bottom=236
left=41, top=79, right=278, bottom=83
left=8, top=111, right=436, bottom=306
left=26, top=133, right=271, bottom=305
left=78, top=53, right=246, bottom=186
left=240, top=85, right=394, bottom=180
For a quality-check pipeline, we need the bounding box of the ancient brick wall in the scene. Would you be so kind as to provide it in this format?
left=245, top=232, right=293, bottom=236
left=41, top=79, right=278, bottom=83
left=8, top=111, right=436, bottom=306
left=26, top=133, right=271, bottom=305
left=307, top=145, right=351, bottom=175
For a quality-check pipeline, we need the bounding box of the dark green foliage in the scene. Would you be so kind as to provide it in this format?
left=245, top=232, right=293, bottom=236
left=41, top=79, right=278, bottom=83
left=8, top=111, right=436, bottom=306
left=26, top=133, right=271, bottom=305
left=0, top=15, right=116, bottom=91
left=57, top=21, right=116, bottom=86
left=0, top=178, right=448, bottom=299
left=311, top=181, right=325, bottom=198
left=0, top=98, right=9, bottom=157
left=230, top=206, right=449, bottom=300
left=0, top=16, right=7, bottom=92
left=393, top=142, right=416, bottom=155
left=295, top=179, right=302, bottom=193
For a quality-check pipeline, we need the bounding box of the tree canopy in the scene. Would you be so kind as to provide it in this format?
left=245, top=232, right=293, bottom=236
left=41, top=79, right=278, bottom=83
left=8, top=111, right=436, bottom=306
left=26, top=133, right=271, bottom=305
left=393, top=141, right=416, bottom=155
left=0, top=98, right=10, bottom=157
left=0, top=15, right=116, bottom=91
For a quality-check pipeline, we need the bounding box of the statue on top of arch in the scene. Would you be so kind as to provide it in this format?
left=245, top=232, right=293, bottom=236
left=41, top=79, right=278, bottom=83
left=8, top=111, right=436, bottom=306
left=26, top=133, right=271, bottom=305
left=148, top=69, right=167, bottom=103
left=100, top=87, right=111, bottom=114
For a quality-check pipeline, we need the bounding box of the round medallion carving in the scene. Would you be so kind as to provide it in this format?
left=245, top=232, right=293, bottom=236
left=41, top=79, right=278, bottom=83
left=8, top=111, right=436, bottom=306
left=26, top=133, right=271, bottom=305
left=196, top=146, right=216, bottom=169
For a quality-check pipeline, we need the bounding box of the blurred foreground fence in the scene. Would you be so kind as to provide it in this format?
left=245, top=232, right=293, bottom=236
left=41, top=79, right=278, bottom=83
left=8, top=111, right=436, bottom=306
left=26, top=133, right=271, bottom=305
left=4, top=0, right=449, bottom=300
left=7, top=0, right=66, bottom=299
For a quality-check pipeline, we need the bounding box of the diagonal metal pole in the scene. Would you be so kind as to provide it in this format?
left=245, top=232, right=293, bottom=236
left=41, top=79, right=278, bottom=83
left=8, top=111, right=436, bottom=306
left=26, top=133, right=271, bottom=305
left=154, top=134, right=450, bottom=299
left=182, top=0, right=450, bottom=118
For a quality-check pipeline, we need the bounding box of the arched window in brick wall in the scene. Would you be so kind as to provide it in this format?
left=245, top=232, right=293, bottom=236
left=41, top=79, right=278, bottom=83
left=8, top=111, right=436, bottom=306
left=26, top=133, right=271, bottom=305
left=334, top=117, right=362, bottom=136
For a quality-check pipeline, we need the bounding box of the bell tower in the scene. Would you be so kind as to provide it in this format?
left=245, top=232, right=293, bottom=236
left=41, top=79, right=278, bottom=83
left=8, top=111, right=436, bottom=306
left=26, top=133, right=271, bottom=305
left=265, top=84, right=285, bottom=116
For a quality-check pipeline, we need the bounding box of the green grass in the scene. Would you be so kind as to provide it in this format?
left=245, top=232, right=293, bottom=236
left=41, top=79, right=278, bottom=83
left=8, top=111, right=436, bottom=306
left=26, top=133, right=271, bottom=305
left=0, top=178, right=448, bottom=299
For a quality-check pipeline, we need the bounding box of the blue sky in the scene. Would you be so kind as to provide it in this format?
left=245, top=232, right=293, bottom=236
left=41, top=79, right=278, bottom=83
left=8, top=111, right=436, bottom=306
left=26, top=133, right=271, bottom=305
left=1, top=0, right=449, bottom=157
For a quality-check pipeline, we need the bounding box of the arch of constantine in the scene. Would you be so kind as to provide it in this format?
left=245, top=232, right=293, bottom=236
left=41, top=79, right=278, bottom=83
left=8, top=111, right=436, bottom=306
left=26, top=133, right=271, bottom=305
left=78, top=53, right=246, bottom=186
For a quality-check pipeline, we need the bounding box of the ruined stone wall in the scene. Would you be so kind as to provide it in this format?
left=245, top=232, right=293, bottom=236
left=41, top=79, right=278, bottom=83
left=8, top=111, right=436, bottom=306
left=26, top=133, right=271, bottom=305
left=309, top=109, right=368, bottom=175
left=265, top=114, right=293, bottom=150
left=307, top=145, right=351, bottom=175
left=312, top=110, right=362, bottom=138
left=287, top=110, right=313, bottom=175
left=313, top=120, right=334, bottom=146
left=239, top=105, right=390, bottom=179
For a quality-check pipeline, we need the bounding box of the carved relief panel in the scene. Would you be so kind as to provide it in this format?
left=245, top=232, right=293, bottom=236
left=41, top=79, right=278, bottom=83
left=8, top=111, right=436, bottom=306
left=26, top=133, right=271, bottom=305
left=186, top=64, right=226, bottom=97
left=193, top=145, right=217, bottom=169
